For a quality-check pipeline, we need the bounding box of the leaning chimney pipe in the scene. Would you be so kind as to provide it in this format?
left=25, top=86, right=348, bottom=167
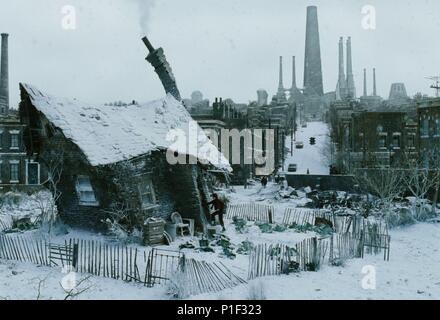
left=142, top=36, right=155, bottom=54
left=0, top=33, right=9, bottom=114
left=142, top=36, right=181, bottom=101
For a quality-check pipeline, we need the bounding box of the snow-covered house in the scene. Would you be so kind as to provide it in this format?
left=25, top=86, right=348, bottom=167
left=18, top=83, right=230, bottom=232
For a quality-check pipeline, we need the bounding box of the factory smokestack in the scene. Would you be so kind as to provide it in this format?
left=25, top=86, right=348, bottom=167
left=363, top=68, right=367, bottom=97
left=289, top=56, right=303, bottom=103
left=291, top=56, right=297, bottom=89
left=276, top=56, right=286, bottom=102
left=278, top=56, right=284, bottom=91
left=142, top=36, right=181, bottom=101
left=336, top=37, right=347, bottom=100
left=303, top=6, right=323, bottom=97
left=346, top=37, right=356, bottom=98
left=0, top=33, right=9, bottom=114
left=373, top=68, right=377, bottom=96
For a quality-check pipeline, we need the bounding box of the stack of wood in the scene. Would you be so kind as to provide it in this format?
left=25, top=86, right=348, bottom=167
left=143, top=218, right=165, bottom=246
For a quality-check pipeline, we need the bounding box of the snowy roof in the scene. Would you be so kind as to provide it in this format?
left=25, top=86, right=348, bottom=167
left=20, top=83, right=231, bottom=171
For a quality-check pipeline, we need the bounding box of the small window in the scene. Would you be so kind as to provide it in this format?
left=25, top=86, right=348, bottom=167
left=138, top=176, right=156, bottom=209
left=10, top=134, right=19, bottom=149
left=76, top=175, right=99, bottom=206
left=10, top=163, right=19, bottom=182
left=421, top=118, right=429, bottom=136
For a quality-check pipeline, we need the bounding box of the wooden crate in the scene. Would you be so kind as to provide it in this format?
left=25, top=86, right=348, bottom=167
left=143, top=218, right=165, bottom=246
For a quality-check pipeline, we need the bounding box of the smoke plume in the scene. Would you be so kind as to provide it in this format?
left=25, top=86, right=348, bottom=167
left=132, top=0, right=156, bottom=34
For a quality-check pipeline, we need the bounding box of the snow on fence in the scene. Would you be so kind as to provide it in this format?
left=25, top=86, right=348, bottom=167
left=361, top=229, right=391, bottom=261
left=329, top=232, right=363, bottom=263
left=145, top=248, right=246, bottom=295
left=282, top=208, right=333, bottom=226
left=145, top=248, right=184, bottom=286
left=248, top=229, right=391, bottom=280
left=0, top=235, right=247, bottom=296
left=282, top=208, right=389, bottom=235
left=0, top=234, right=50, bottom=265
left=334, top=215, right=389, bottom=236
left=180, top=258, right=247, bottom=296
left=0, top=215, right=13, bottom=233
left=73, top=239, right=148, bottom=282
left=248, top=238, right=329, bottom=280
left=226, top=203, right=274, bottom=223
left=0, top=235, right=150, bottom=283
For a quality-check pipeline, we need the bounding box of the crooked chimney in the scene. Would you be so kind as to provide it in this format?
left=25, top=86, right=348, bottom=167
left=142, top=36, right=181, bottom=101
left=0, top=33, right=9, bottom=114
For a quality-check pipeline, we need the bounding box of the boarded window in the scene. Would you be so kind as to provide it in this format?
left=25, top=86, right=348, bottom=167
left=76, top=175, right=99, bottom=206
left=138, top=176, right=156, bottom=209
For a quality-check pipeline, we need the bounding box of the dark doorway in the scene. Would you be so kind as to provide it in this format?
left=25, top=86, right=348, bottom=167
left=27, top=162, right=39, bottom=185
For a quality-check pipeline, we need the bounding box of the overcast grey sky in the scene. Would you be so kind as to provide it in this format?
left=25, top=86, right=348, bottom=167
left=1, top=0, right=439, bottom=108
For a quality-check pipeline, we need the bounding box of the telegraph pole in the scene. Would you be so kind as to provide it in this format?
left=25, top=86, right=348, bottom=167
left=426, top=76, right=440, bottom=97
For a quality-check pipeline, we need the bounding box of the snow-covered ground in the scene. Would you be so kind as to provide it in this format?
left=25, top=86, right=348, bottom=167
left=1, top=221, right=438, bottom=300
left=192, top=222, right=440, bottom=300
left=0, top=190, right=53, bottom=232
left=284, top=121, right=330, bottom=175
left=1, top=181, right=439, bottom=300
left=0, top=260, right=167, bottom=300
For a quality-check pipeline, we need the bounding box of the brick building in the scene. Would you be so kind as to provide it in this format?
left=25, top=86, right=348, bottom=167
left=417, top=98, right=440, bottom=167
left=329, top=98, right=418, bottom=172
left=0, top=111, right=39, bottom=187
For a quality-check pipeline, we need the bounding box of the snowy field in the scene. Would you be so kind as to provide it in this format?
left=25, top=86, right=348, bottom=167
left=1, top=182, right=439, bottom=300
left=1, top=221, right=438, bottom=300
left=192, top=222, right=440, bottom=300
left=284, top=121, right=330, bottom=175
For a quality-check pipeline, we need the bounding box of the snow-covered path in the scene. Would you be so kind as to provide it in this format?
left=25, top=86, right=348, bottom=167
left=284, top=121, right=330, bottom=175
left=193, top=223, right=440, bottom=300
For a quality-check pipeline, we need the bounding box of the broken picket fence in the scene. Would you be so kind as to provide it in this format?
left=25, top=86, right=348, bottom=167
left=0, top=234, right=246, bottom=296
left=226, top=203, right=274, bottom=223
